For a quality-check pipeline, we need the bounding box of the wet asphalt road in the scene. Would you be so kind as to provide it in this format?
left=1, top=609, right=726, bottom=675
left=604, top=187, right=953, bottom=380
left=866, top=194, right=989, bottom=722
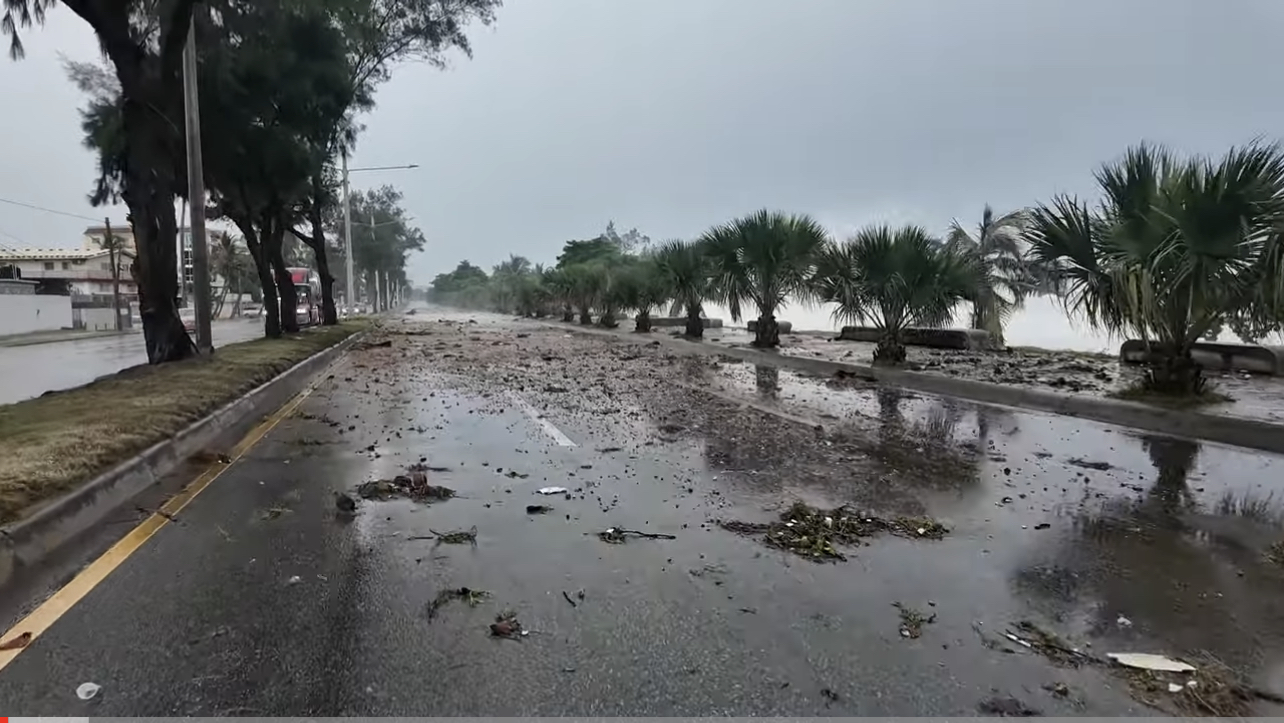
left=3, top=307, right=1284, bottom=715
left=0, top=320, right=267, bottom=405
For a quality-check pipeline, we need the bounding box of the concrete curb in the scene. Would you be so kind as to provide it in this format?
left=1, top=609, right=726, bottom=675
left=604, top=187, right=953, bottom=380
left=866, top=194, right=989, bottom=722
left=548, top=321, right=1284, bottom=457
left=0, top=330, right=362, bottom=588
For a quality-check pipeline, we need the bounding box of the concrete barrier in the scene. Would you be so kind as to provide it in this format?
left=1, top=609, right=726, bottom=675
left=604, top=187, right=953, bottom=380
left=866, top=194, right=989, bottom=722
left=838, top=326, right=991, bottom=350
left=747, top=320, right=793, bottom=334
left=1120, top=340, right=1284, bottom=376
left=550, top=321, right=1284, bottom=457
left=649, top=316, right=723, bottom=329
left=0, top=331, right=362, bottom=588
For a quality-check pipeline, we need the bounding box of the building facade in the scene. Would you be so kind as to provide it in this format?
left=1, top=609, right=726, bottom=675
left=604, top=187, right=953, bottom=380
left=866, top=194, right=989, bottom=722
left=0, top=247, right=138, bottom=299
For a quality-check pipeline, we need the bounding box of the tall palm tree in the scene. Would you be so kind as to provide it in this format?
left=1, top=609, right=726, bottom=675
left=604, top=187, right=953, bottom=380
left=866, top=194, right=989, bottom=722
left=654, top=240, right=715, bottom=339
left=945, top=205, right=1034, bottom=347
left=1025, top=142, right=1284, bottom=395
left=814, top=224, right=975, bottom=364
left=701, top=209, right=829, bottom=347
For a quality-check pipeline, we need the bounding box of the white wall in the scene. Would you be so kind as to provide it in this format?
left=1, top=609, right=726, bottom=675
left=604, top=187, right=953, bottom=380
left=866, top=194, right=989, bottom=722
left=0, top=295, right=74, bottom=335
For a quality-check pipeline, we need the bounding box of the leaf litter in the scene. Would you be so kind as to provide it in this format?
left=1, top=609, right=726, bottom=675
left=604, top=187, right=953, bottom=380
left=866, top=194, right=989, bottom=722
left=893, top=602, right=936, bottom=639
left=356, top=469, right=455, bottom=503
left=979, top=619, right=1282, bottom=716
left=426, top=587, right=490, bottom=620
left=430, top=526, right=478, bottom=545
left=719, top=501, right=947, bottom=562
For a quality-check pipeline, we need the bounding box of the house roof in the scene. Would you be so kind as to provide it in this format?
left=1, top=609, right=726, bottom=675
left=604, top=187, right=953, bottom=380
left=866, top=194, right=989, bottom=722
left=0, top=247, right=136, bottom=261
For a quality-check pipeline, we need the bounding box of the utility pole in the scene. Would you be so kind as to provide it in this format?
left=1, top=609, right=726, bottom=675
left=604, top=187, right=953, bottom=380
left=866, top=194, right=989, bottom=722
left=341, top=151, right=355, bottom=314
left=369, top=212, right=378, bottom=311
left=104, top=217, right=122, bottom=331
left=182, top=14, right=213, bottom=353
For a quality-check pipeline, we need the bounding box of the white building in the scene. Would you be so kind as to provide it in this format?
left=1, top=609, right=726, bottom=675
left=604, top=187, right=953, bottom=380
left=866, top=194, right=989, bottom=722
left=0, top=247, right=138, bottom=298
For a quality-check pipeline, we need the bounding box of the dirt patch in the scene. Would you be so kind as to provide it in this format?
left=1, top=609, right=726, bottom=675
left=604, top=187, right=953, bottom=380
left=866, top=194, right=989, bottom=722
left=719, top=501, right=947, bottom=562
left=426, top=587, right=489, bottom=620
left=356, top=470, right=455, bottom=502
left=0, top=321, right=367, bottom=524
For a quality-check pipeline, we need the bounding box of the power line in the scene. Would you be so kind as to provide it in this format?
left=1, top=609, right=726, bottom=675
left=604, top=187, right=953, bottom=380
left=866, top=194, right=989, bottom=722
left=0, top=195, right=101, bottom=223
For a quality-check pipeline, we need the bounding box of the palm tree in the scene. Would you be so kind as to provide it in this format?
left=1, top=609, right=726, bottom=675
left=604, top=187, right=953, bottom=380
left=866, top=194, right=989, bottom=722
left=814, top=224, right=975, bottom=364
left=611, top=258, right=671, bottom=332
left=654, top=240, right=715, bottom=339
left=701, top=210, right=829, bottom=347
left=945, top=205, right=1034, bottom=348
left=1024, top=142, right=1284, bottom=395
left=542, top=267, right=576, bottom=322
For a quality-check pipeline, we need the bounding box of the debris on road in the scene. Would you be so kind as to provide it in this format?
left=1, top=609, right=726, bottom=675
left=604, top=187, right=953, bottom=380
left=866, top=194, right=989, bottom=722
left=593, top=527, right=677, bottom=544
left=562, top=590, right=578, bottom=607
left=76, top=682, right=102, bottom=700
left=820, top=687, right=840, bottom=705
left=894, top=602, right=936, bottom=639
left=286, top=575, right=303, bottom=585
left=537, top=486, right=569, bottom=495
left=356, top=472, right=455, bottom=503
left=431, top=526, right=478, bottom=545
left=505, top=470, right=530, bottom=479
left=526, top=504, right=553, bottom=514
left=719, top=502, right=948, bottom=563
left=354, top=339, right=393, bottom=350
left=1106, top=653, right=1195, bottom=673
left=976, top=695, right=1041, bottom=716
left=1067, top=457, right=1113, bottom=471
left=490, top=610, right=526, bottom=639
left=260, top=505, right=291, bottom=521
left=333, top=491, right=357, bottom=514
left=0, top=631, right=32, bottom=650
left=1007, top=620, right=1093, bottom=666
left=427, top=587, right=490, bottom=620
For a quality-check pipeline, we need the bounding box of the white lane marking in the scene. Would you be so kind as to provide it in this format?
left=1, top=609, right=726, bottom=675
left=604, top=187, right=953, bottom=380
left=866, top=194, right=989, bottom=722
left=510, top=393, right=578, bottom=447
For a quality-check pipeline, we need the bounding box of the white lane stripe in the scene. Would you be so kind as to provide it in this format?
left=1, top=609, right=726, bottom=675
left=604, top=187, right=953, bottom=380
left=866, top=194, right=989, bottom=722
left=510, top=393, right=578, bottom=447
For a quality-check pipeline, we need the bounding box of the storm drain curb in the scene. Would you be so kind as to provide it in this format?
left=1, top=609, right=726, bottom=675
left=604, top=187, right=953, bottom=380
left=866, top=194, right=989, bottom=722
left=0, top=331, right=363, bottom=588
left=548, top=321, right=1284, bottom=457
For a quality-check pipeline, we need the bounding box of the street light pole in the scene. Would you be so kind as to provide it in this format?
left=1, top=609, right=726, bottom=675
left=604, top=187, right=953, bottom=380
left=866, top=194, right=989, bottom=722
left=340, top=161, right=418, bottom=313
left=341, top=150, right=354, bottom=314
left=182, top=14, right=212, bottom=353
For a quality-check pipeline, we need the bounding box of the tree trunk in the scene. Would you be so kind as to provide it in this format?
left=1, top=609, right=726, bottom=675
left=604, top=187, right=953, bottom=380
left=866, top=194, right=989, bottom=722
left=267, top=219, right=299, bottom=334
left=684, top=308, right=704, bottom=339
left=306, top=177, right=338, bottom=325
left=121, top=99, right=196, bottom=363
left=598, top=306, right=618, bottom=328
left=240, top=224, right=280, bottom=338
left=1144, top=345, right=1205, bottom=395
left=873, top=329, right=907, bottom=365
left=635, top=310, right=652, bottom=332
left=578, top=306, right=592, bottom=324
left=562, top=304, right=574, bottom=323
left=752, top=314, right=780, bottom=348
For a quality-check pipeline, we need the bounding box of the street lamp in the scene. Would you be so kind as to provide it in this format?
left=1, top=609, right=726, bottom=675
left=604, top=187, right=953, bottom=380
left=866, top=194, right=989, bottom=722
left=340, top=153, right=418, bottom=313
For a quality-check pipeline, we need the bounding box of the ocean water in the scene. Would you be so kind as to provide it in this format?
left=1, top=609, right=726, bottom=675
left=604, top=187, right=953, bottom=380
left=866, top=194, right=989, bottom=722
left=701, top=297, right=1123, bottom=353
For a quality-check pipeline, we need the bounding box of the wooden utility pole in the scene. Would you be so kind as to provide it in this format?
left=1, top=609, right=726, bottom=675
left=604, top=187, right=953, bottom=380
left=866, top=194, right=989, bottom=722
left=104, top=217, right=123, bottom=331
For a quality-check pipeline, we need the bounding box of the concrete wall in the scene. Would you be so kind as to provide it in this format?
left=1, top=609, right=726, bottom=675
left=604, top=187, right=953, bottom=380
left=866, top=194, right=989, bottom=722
left=838, top=326, right=991, bottom=350
left=72, top=306, right=126, bottom=331
left=1120, top=339, right=1284, bottom=376
left=0, top=295, right=74, bottom=335
left=650, top=316, right=724, bottom=328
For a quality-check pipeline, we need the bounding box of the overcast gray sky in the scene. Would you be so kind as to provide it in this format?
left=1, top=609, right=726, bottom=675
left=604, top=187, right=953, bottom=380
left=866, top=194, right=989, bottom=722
left=4, top=0, right=1284, bottom=293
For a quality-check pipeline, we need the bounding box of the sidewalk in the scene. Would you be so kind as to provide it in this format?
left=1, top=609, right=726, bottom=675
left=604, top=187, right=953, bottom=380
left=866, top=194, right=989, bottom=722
left=0, top=328, right=136, bottom=349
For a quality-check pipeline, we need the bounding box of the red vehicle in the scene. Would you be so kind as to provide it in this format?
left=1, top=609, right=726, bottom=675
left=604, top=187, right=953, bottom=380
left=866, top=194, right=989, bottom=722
left=288, top=267, right=322, bottom=327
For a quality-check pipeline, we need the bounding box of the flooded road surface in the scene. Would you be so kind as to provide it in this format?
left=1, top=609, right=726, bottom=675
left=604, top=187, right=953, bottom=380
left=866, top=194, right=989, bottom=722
left=706, top=325, right=1284, bottom=425
left=0, top=319, right=266, bottom=405
left=2, top=307, right=1283, bottom=715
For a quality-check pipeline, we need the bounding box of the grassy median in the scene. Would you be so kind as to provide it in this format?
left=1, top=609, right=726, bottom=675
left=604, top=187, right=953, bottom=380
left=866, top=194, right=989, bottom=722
left=0, top=320, right=368, bottom=524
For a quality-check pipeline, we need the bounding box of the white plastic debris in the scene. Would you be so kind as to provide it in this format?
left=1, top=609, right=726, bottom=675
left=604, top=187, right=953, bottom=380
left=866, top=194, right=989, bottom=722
left=1167, top=683, right=1183, bottom=693
left=287, top=575, right=303, bottom=585
left=76, top=682, right=101, bottom=700
left=1106, top=652, right=1196, bottom=673
left=1005, top=633, right=1033, bottom=648
left=917, top=527, right=927, bottom=535
left=1117, top=615, right=1133, bottom=627
left=537, top=487, right=568, bottom=495
left=823, top=516, right=834, bottom=528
